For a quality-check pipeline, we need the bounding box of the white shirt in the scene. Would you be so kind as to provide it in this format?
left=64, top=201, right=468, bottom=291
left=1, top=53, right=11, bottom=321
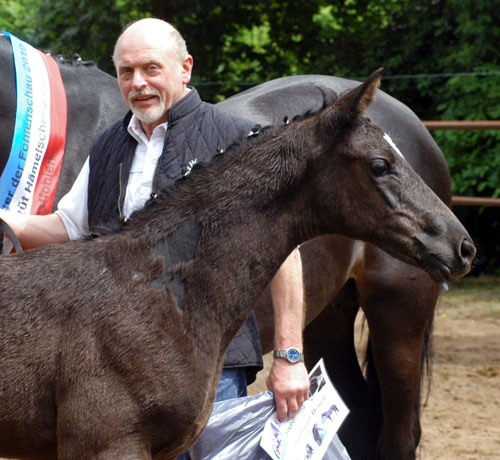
left=56, top=115, right=168, bottom=239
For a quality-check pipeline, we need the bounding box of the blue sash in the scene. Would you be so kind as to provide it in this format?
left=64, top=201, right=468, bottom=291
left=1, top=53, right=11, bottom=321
left=0, top=31, right=34, bottom=210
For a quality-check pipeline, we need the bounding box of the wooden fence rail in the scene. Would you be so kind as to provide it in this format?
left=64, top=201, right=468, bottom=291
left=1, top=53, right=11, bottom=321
left=423, top=120, right=500, bottom=130
left=422, top=120, right=500, bottom=207
left=452, top=196, right=500, bottom=207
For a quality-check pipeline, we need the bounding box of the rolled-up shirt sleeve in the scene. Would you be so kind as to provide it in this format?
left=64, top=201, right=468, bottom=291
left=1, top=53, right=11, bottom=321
left=55, top=158, right=90, bottom=240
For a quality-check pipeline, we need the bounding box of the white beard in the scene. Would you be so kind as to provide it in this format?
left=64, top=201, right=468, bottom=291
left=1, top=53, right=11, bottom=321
left=132, top=103, right=165, bottom=124
left=128, top=89, right=165, bottom=124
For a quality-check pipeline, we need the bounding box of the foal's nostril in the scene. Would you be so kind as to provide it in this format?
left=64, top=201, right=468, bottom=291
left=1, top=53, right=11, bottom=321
left=459, top=238, right=476, bottom=264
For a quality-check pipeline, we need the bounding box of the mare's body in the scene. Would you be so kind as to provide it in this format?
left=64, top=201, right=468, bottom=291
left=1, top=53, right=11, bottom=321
left=218, top=75, right=453, bottom=460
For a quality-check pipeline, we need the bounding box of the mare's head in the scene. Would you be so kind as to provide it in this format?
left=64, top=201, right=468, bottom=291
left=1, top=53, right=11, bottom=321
left=305, top=68, right=475, bottom=282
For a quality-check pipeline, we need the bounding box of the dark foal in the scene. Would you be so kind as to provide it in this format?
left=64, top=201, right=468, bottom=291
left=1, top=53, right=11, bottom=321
left=1, top=37, right=473, bottom=459
left=0, top=70, right=474, bottom=460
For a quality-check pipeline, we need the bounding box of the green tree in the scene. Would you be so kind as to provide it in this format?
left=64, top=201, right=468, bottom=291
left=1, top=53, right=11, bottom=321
left=3, top=0, right=500, bottom=271
left=0, top=0, right=41, bottom=33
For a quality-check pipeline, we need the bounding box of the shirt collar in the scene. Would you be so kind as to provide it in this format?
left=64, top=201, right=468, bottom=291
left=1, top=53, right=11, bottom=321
left=127, top=114, right=168, bottom=145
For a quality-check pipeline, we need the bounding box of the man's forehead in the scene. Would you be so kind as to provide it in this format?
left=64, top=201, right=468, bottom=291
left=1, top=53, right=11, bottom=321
left=117, top=47, right=163, bottom=64
left=115, top=41, right=176, bottom=67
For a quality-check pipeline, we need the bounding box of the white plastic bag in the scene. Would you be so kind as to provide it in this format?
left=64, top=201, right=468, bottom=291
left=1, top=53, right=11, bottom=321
left=189, top=391, right=351, bottom=460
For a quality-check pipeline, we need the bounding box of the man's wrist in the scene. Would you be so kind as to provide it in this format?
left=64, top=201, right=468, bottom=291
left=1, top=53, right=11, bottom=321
left=273, top=347, right=304, bottom=363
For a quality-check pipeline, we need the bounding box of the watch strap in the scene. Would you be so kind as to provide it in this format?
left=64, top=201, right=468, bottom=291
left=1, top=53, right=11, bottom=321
left=273, top=347, right=304, bottom=363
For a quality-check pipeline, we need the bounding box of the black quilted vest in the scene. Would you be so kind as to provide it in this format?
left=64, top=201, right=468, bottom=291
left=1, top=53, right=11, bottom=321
left=87, top=88, right=263, bottom=381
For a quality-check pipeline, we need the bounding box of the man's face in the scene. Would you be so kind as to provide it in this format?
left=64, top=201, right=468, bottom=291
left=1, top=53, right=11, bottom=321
left=115, top=36, right=192, bottom=132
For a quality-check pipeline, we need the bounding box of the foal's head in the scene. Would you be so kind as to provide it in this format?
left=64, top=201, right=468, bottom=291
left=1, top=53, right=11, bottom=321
left=307, top=68, right=475, bottom=281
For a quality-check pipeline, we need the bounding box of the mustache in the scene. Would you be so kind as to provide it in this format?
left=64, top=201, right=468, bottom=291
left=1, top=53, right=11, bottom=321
left=128, top=88, right=161, bottom=102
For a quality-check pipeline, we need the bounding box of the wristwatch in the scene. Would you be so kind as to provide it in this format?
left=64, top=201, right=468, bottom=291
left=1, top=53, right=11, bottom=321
left=273, top=347, right=304, bottom=363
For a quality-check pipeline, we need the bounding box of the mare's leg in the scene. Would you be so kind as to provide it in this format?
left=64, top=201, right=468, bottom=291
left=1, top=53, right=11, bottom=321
left=356, top=246, right=441, bottom=460
left=255, top=235, right=362, bottom=355
left=304, top=280, right=381, bottom=460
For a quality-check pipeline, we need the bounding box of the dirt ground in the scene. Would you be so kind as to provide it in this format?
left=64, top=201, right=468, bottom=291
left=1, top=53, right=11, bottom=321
left=249, top=276, right=500, bottom=460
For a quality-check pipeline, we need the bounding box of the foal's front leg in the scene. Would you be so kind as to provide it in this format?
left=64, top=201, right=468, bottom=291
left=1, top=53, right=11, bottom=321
left=57, top=385, right=155, bottom=460
left=94, top=441, right=153, bottom=460
left=358, top=247, right=441, bottom=460
left=58, top=429, right=154, bottom=460
left=58, top=436, right=153, bottom=460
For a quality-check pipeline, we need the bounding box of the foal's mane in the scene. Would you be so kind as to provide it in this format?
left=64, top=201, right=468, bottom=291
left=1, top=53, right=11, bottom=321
left=151, top=84, right=339, bottom=211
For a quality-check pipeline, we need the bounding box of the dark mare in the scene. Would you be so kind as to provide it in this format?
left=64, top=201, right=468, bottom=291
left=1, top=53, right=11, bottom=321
left=218, top=76, right=457, bottom=460
left=0, top=35, right=472, bottom=459
left=0, top=70, right=474, bottom=460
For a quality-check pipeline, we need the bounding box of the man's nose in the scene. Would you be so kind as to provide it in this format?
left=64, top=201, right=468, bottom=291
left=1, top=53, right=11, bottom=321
left=132, top=70, right=147, bottom=90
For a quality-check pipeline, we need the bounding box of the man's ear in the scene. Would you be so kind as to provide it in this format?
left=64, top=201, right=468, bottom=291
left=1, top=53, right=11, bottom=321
left=182, top=55, right=193, bottom=85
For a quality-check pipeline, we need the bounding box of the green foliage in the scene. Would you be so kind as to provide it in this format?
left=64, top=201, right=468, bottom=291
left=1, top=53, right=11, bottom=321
left=433, top=63, right=500, bottom=198
left=22, top=0, right=126, bottom=73
left=0, top=0, right=41, bottom=33
left=2, top=0, right=500, bottom=271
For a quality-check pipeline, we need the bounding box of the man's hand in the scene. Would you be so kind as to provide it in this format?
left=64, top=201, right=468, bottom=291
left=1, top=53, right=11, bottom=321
left=0, top=209, right=22, bottom=244
left=0, top=209, right=69, bottom=249
left=266, top=358, right=309, bottom=422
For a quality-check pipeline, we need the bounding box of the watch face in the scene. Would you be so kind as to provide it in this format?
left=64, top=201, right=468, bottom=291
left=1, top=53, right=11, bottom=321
left=287, top=348, right=300, bottom=363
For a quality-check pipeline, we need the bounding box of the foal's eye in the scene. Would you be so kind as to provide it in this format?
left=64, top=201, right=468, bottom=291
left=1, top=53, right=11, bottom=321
left=369, top=158, right=390, bottom=177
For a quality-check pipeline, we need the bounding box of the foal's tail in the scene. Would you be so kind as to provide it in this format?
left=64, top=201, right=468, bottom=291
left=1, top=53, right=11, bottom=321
left=421, top=313, right=435, bottom=406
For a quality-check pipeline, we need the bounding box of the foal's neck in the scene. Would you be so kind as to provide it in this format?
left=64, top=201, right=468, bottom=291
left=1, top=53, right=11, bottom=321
left=179, top=164, right=316, bottom=355
left=127, top=119, right=321, bottom=356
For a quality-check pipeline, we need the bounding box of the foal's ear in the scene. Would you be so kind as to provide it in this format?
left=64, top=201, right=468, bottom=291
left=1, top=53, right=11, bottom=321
left=344, top=67, right=383, bottom=117
left=321, top=68, right=383, bottom=131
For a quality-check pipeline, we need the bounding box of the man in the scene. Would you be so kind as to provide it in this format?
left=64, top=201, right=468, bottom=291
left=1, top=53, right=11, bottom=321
left=0, top=18, right=308, bottom=429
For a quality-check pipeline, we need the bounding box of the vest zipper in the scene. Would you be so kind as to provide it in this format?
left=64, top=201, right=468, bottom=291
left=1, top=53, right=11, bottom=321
left=118, top=162, right=124, bottom=220
left=151, top=127, right=170, bottom=196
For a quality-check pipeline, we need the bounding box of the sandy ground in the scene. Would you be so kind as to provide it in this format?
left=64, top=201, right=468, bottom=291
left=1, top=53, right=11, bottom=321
left=417, top=278, right=500, bottom=460
left=249, top=277, right=500, bottom=460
